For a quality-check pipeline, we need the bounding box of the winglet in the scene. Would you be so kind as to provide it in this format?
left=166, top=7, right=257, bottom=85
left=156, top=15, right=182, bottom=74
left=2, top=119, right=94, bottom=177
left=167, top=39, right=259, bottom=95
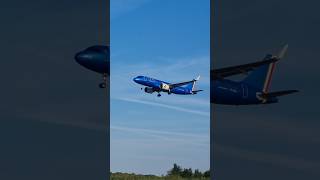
left=195, top=75, right=200, bottom=81
left=277, top=44, right=288, bottom=59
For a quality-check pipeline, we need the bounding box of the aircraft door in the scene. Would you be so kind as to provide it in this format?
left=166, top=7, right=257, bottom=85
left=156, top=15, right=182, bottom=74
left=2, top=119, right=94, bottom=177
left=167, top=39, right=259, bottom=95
left=242, top=84, right=248, bottom=98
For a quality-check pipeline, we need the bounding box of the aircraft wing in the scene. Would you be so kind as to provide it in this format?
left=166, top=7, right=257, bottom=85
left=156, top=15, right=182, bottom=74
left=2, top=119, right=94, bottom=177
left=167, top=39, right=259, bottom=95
left=169, top=80, right=196, bottom=89
left=211, top=58, right=278, bottom=80
left=212, top=44, right=288, bottom=80
left=169, top=76, right=200, bottom=89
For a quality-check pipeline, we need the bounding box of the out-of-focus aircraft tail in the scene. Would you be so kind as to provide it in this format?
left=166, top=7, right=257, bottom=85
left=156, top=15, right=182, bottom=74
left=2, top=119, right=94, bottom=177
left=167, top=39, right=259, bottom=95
left=242, top=44, right=288, bottom=92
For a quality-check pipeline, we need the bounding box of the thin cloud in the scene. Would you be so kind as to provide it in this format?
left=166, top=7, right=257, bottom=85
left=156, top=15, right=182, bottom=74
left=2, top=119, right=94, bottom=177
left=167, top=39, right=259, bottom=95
left=111, top=125, right=209, bottom=146
left=114, top=97, right=210, bottom=117
left=111, top=125, right=208, bottom=139
left=111, top=55, right=210, bottom=112
left=112, top=55, right=209, bottom=84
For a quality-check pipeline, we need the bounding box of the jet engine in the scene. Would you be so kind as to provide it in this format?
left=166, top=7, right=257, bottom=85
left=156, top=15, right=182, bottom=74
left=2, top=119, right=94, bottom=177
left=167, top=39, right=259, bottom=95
left=144, top=87, right=155, bottom=94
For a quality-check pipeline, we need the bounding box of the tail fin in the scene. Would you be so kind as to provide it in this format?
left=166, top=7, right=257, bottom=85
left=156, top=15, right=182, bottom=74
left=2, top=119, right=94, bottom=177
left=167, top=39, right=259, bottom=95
left=195, top=75, right=200, bottom=81
left=185, top=75, right=202, bottom=93
left=242, top=44, right=288, bottom=92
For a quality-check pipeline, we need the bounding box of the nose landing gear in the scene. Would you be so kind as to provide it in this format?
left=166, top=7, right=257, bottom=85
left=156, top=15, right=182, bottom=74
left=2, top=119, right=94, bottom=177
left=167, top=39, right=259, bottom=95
left=157, top=93, right=161, bottom=97
left=99, top=73, right=107, bottom=88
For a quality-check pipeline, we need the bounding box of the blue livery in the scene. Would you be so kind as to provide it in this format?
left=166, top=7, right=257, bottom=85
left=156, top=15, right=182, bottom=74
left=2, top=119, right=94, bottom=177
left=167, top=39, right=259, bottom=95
left=133, top=76, right=202, bottom=97
left=211, top=44, right=298, bottom=105
left=74, top=44, right=298, bottom=105
left=75, top=45, right=109, bottom=88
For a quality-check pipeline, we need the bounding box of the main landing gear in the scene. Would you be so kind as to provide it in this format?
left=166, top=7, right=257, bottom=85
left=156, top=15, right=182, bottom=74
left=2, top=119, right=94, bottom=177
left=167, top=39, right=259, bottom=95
left=99, top=73, right=107, bottom=88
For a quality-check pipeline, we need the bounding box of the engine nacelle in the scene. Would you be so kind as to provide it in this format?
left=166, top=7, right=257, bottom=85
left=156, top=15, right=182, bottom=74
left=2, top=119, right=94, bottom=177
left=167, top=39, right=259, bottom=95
left=144, top=87, right=155, bottom=94
left=160, top=83, right=170, bottom=91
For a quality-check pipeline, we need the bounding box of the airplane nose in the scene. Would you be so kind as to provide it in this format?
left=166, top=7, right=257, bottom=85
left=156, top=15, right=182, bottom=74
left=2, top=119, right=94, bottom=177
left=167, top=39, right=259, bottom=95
left=75, top=51, right=91, bottom=64
left=133, top=77, right=142, bottom=83
left=75, top=47, right=109, bottom=74
left=75, top=52, right=83, bottom=64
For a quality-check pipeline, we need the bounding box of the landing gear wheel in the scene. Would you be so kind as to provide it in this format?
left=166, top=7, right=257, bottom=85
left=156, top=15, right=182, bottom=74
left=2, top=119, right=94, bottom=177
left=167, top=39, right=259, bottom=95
left=99, top=83, right=106, bottom=88
left=103, top=73, right=107, bottom=81
left=99, top=73, right=107, bottom=89
left=157, top=94, right=161, bottom=97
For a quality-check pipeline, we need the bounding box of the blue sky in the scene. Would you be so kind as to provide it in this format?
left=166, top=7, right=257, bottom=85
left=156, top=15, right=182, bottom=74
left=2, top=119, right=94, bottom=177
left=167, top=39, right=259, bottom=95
left=110, top=0, right=210, bottom=175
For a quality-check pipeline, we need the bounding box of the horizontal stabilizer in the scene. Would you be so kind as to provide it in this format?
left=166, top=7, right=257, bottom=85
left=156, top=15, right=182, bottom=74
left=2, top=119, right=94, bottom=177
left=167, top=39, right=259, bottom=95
left=192, top=90, right=203, bottom=94
left=261, top=90, right=298, bottom=98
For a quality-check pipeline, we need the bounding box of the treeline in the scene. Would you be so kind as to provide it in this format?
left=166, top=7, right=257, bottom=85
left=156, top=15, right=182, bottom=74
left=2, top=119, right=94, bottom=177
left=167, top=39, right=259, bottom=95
left=167, top=163, right=210, bottom=179
left=110, top=163, right=210, bottom=180
left=111, top=172, right=162, bottom=180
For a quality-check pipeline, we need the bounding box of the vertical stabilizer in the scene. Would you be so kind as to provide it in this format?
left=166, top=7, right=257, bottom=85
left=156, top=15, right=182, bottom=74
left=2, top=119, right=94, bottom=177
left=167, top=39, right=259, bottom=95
left=185, top=75, right=200, bottom=92
left=242, top=45, right=288, bottom=92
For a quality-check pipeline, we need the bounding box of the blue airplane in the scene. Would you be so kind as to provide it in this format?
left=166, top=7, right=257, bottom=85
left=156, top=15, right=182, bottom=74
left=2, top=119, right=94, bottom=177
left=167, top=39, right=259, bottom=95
left=75, top=45, right=110, bottom=88
left=133, top=75, right=203, bottom=97
left=211, top=44, right=298, bottom=105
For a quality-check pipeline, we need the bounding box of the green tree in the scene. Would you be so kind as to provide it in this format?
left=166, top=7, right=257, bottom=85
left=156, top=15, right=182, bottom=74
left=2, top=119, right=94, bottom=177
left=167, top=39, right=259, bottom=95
left=167, top=163, right=182, bottom=176
left=181, top=168, right=193, bottom=178
left=193, top=169, right=202, bottom=178
left=203, top=170, right=210, bottom=178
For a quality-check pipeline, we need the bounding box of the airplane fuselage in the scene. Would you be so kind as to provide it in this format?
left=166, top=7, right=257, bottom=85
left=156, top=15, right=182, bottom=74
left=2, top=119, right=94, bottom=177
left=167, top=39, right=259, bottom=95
left=75, top=44, right=296, bottom=105
left=75, top=45, right=110, bottom=88
left=211, top=79, right=278, bottom=105
left=133, top=76, right=194, bottom=95
left=75, top=45, right=110, bottom=75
